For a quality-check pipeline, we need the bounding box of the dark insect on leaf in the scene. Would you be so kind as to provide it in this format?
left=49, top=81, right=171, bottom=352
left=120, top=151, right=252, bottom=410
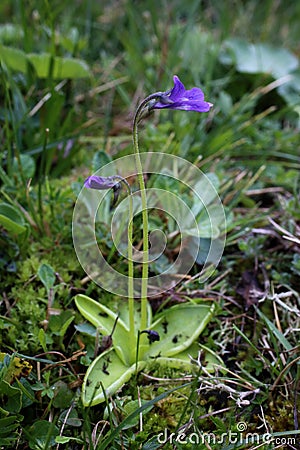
left=172, top=334, right=182, bottom=344
left=102, top=362, right=110, bottom=375
left=162, top=319, right=168, bottom=334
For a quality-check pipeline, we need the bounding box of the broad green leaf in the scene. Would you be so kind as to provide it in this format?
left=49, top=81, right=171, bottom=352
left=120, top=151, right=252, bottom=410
left=28, top=53, right=90, bottom=79
left=37, top=263, right=56, bottom=292
left=0, top=380, right=22, bottom=413
left=75, top=294, right=132, bottom=365
left=75, top=294, right=128, bottom=332
left=145, top=303, right=214, bottom=359
left=52, top=381, right=74, bottom=409
left=0, top=44, right=90, bottom=79
left=152, top=343, right=223, bottom=372
left=82, top=348, right=146, bottom=406
left=221, top=38, right=299, bottom=79
left=0, top=44, right=27, bottom=72
left=0, top=203, right=27, bottom=235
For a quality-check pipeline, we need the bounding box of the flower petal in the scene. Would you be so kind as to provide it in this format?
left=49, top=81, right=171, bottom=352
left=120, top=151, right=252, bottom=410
left=169, top=75, right=185, bottom=100
left=151, top=76, right=212, bottom=113
left=170, top=99, right=212, bottom=112
left=185, top=87, right=205, bottom=102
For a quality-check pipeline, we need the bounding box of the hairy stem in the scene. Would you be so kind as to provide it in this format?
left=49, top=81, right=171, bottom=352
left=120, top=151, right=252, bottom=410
left=115, top=177, right=135, bottom=361
left=132, top=93, right=164, bottom=341
left=127, top=188, right=135, bottom=358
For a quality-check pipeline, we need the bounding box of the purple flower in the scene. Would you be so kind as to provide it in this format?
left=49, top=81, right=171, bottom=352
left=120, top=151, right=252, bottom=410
left=84, top=175, right=119, bottom=190
left=151, top=75, right=213, bottom=113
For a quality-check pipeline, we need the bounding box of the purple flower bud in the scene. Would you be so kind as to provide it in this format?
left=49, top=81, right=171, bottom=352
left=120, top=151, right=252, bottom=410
left=84, top=175, right=120, bottom=190
left=151, top=75, right=213, bottom=113
left=141, top=329, right=160, bottom=344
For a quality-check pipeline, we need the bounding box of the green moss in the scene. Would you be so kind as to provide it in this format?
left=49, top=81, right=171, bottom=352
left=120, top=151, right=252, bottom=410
left=1, top=285, right=46, bottom=352
left=266, top=401, right=295, bottom=431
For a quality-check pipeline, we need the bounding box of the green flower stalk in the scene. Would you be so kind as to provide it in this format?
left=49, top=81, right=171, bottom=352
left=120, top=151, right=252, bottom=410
left=83, top=174, right=136, bottom=355
left=132, top=75, right=213, bottom=340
